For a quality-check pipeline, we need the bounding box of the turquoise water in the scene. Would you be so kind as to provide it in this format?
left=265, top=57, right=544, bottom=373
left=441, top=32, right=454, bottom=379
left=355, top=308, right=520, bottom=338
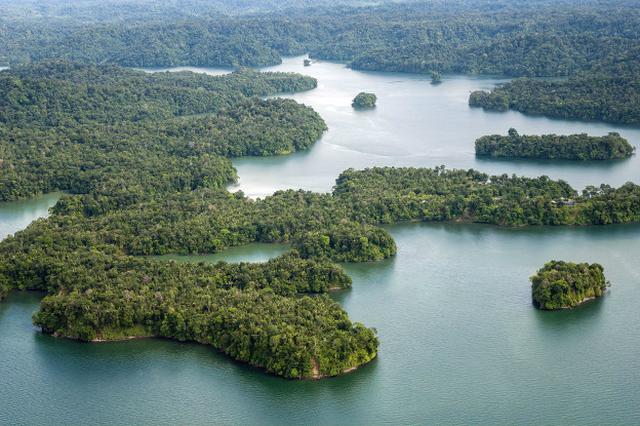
left=2, top=57, right=640, bottom=425
left=2, top=224, right=640, bottom=425
left=0, top=192, right=60, bottom=240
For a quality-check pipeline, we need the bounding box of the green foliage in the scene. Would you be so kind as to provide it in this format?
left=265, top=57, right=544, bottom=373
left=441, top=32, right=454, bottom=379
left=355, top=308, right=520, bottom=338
left=29, top=251, right=373, bottom=379
left=3, top=2, right=640, bottom=125
left=2, top=165, right=639, bottom=375
left=469, top=76, right=640, bottom=125
left=469, top=90, right=509, bottom=111
left=4, top=1, right=640, bottom=80
left=0, top=61, right=382, bottom=380
left=531, top=261, right=609, bottom=310
left=0, top=63, right=324, bottom=202
left=0, top=61, right=380, bottom=379
left=430, top=71, right=442, bottom=85
left=333, top=166, right=640, bottom=226
left=475, top=129, right=635, bottom=160
left=0, top=275, right=9, bottom=301
left=352, top=92, right=377, bottom=109
left=294, top=223, right=396, bottom=262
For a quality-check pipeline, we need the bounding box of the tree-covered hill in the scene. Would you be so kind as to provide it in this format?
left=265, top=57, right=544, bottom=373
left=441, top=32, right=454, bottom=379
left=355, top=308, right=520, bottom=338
left=531, top=261, right=609, bottom=309
left=1, top=1, right=638, bottom=78
left=475, top=129, right=635, bottom=160
left=0, top=63, right=325, bottom=202
left=469, top=75, right=640, bottom=125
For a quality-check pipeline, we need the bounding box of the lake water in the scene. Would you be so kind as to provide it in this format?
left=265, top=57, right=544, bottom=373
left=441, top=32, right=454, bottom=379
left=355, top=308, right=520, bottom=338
left=235, top=57, right=640, bottom=198
left=2, top=57, right=640, bottom=425
left=151, top=243, right=290, bottom=264
left=0, top=192, right=60, bottom=240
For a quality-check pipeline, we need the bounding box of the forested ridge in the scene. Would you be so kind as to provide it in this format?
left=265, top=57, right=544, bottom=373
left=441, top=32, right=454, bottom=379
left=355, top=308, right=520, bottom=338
left=2, top=1, right=639, bottom=124
left=475, top=129, right=635, bottom=160
left=0, top=62, right=325, bottom=202
left=469, top=75, right=640, bottom=125
left=1, top=1, right=638, bottom=78
left=531, top=261, right=609, bottom=310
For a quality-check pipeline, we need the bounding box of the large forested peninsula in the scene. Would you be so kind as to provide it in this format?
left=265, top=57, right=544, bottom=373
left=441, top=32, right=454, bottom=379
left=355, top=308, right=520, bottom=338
left=0, top=62, right=382, bottom=380
left=475, top=129, right=635, bottom=160
left=531, top=261, right=609, bottom=310
left=0, top=62, right=325, bottom=202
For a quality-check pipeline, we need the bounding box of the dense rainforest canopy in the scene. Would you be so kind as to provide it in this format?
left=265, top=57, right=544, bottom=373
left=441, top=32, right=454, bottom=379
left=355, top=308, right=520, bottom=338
left=0, top=62, right=325, bottom=202
left=475, top=129, right=635, bottom=160
left=2, top=1, right=639, bottom=124
left=531, top=261, right=609, bottom=310
left=0, top=62, right=382, bottom=379
left=2, top=63, right=640, bottom=377
left=469, top=76, right=640, bottom=125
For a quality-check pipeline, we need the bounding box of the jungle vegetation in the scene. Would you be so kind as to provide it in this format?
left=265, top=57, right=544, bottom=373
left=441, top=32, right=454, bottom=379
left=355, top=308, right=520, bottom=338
left=2, top=1, right=640, bottom=378
left=469, top=76, right=640, bottom=125
left=0, top=62, right=325, bottom=202
left=475, top=128, right=635, bottom=160
left=1, top=61, right=639, bottom=375
left=0, top=62, right=383, bottom=379
left=531, top=261, right=609, bottom=310
left=2, top=1, right=639, bottom=124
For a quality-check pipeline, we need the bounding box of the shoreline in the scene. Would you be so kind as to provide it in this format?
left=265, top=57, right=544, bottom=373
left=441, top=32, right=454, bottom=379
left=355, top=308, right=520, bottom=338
left=49, top=330, right=375, bottom=380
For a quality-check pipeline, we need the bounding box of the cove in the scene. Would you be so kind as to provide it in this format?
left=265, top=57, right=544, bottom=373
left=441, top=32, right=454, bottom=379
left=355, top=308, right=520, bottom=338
left=235, top=56, right=640, bottom=198
left=0, top=192, right=60, bottom=240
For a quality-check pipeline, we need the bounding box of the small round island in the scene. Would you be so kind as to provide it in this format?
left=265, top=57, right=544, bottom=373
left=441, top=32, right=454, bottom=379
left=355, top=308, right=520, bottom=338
left=352, top=92, right=377, bottom=109
left=531, top=260, right=610, bottom=310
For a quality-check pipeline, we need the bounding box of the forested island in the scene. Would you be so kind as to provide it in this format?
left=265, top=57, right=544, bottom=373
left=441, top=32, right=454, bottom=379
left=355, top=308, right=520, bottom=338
left=352, top=92, right=377, bottom=108
left=475, top=129, right=635, bottom=160
left=2, top=62, right=640, bottom=378
left=531, top=261, right=609, bottom=310
left=469, top=76, right=640, bottom=125
left=0, top=62, right=380, bottom=379
left=2, top=1, right=640, bottom=124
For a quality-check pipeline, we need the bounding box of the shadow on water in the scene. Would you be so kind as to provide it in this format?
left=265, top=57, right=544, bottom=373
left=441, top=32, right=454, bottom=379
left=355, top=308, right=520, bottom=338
left=385, top=220, right=640, bottom=240
left=475, top=155, right=629, bottom=176
left=0, top=291, right=44, bottom=320
left=333, top=256, right=398, bottom=305
left=532, top=293, right=607, bottom=333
